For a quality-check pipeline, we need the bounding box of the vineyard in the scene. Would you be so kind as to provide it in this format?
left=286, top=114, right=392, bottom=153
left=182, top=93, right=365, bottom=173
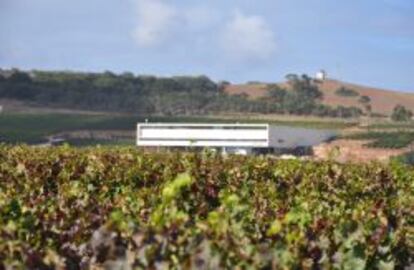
left=0, top=145, right=413, bottom=269
left=345, top=131, right=414, bottom=149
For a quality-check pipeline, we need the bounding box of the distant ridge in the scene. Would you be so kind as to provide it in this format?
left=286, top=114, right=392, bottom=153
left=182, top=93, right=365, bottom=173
left=224, top=79, right=414, bottom=116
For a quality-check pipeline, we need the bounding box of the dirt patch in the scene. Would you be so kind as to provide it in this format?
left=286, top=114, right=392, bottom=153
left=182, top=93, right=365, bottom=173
left=224, top=84, right=269, bottom=99
left=0, top=99, right=27, bottom=111
left=313, top=139, right=412, bottom=163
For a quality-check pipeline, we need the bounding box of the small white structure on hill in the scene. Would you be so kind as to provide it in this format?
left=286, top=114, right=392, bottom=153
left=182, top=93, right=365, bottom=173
left=316, top=70, right=327, bottom=81
left=137, top=123, right=336, bottom=155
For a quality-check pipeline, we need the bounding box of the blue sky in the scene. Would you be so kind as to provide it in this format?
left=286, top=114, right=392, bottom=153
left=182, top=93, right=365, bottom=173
left=1, top=0, right=413, bottom=92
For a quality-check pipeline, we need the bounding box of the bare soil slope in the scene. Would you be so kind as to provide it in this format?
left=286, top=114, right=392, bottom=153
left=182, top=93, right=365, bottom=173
left=313, top=139, right=413, bottom=163
left=224, top=80, right=414, bottom=116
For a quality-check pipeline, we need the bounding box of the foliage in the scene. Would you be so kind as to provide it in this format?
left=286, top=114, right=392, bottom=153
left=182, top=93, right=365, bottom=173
left=346, top=131, right=414, bottom=149
left=0, top=69, right=363, bottom=118
left=0, top=69, right=220, bottom=115
left=393, top=151, right=414, bottom=166
left=265, top=77, right=362, bottom=118
left=335, top=87, right=360, bottom=97
left=0, top=146, right=413, bottom=269
left=366, top=122, right=414, bottom=130
left=0, top=113, right=357, bottom=145
left=359, top=95, right=371, bottom=104
left=287, top=74, right=323, bottom=100
left=391, top=105, right=413, bottom=122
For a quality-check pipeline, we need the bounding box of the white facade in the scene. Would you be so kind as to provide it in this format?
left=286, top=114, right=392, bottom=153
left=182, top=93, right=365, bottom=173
left=137, top=122, right=337, bottom=156
left=316, top=70, right=327, bottom=81
left=137, top=123, right=269, bottom=148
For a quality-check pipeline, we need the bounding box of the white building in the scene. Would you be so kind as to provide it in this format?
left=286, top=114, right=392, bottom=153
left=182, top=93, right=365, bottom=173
left=137, top=123, right=336, bottom=155
left=316, top=70, right=327, bottom=81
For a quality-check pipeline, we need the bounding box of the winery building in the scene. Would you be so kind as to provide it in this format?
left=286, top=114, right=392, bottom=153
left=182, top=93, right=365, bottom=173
left=137, top=123, right=336, bottom=155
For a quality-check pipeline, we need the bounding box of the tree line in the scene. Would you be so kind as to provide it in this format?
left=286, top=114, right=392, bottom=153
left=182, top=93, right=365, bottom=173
left=0, top=69, right=364, bottom=118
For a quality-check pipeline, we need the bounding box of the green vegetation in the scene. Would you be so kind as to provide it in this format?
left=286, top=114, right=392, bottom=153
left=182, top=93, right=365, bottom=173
left=391, top=105, right=413, bottom=122
left=0, top=113, right=247, bottom=144
left=264, top=75, right=362, bottom=118
left=0, top=69, right=362, bottom=118
left=335, top=87, right=360, bottom=97
left=346, top=131, right=414, bottom=149
left=0, top=146, right=413, bottom=269
left=0, top=112, right=355, bottom=145
left=363, top=121, right=414, bottom=130
left=393, top=151, right=414, bottom=165
left=359, top=95, right=371, bottom=104
left=0, top=70, right=219, bottom=115
left=0, top=113, right=138, bottom=143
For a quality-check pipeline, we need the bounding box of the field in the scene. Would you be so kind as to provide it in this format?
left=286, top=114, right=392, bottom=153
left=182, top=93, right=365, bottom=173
left=0, top=113, right=353, bottom=146
left=345, top=131, right=414, bottom=149
left=0, top=113, right=231, bottom=145
left=0, top=145, right=413, bottom=269
left=0, top=113, right=139, bottom=144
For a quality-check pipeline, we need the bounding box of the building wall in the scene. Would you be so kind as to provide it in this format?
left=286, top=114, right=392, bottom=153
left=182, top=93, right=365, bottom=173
left=316, top=70, right=327, bottom=80
left=268, top=126, right=336, bottom=148
left=137, top=123, right=269, bottom=148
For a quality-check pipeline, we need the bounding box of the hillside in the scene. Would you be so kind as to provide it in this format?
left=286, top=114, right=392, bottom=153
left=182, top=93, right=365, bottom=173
left=1, top=69, right=412, bottom=119
left=225, top=79, right=414, bottom=116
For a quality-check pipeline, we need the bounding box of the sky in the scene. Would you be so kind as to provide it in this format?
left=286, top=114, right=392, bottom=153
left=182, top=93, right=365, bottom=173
left=0, top=0, right=413, bottom=92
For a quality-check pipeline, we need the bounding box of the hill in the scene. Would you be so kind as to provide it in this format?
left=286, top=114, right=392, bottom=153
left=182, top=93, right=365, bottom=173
left=1, top=69, right=412, bottom=119
left=225, top=79, right=414, bottom=116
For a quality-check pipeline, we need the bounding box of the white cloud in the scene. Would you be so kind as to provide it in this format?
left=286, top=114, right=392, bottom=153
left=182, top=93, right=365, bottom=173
left=220, top=11, right=276, bottom=62
left=131, top=0, right=177, bottom=47
left=130, top=2, right=278, bottom=62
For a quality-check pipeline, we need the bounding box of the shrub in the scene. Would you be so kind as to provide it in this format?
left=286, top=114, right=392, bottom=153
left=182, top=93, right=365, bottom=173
left=393, top=151, right=414, bottom=165
left=391, top=105, right=413, bottom=122
left=335, top=87, right=359, bottom=97
left=346, top=131, right=414, bottom=149
left=359, top=95, right=371, bottom=104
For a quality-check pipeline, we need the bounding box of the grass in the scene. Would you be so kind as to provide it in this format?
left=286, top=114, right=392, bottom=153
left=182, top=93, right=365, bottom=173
left=345, top=131, right=414, bottom=149
left=204, top=114, right=358, bottom=129
left=393, top=151, right=414, bottom=165
left=0, top=113, right=211, bottom=144
left=0, top=113, right=136, bottom=143
left=364, top=122, right=414, bottom=130
left=0, top=112, right=352, bottom=145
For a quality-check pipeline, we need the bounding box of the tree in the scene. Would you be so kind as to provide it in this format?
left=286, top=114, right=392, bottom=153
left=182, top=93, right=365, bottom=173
left=359, top=95, right=371, bottom=104
left=364, top=104, right=372, bottom=117
left=267, top=84, right=287, bottom=102
left=287, top=74, right=323, bottom=100
left=285, top=74, right=299, bottom=82
left=0, top=69, right=364, bottom=118
left=391, top=105, right=413, bottom=122
left=335, top=87, right=359, bottom=97
left=9, top=70, right=32, bottom=84
left=217, top=81, right=231, bottom=92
